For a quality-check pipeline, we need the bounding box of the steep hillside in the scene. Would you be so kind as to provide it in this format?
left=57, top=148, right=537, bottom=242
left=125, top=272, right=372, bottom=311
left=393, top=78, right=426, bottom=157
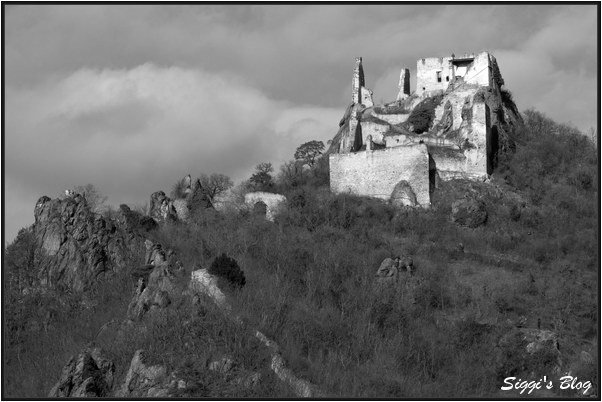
left=3, top=109, right=598, bottom=398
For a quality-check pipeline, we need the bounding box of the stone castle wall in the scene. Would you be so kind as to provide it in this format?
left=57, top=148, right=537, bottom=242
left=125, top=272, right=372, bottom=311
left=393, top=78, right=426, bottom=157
left=329, top=144, right=430, bottom=207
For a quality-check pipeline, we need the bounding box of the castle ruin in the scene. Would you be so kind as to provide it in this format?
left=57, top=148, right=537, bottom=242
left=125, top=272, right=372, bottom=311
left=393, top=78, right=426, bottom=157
left=329, top=51, right=521, bottom=207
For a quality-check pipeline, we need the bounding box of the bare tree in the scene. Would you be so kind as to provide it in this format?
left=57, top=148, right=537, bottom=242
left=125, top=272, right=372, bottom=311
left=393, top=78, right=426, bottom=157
left=198, top=173, right=234, bottom=200
left=277, top=159, right=304, bottom=187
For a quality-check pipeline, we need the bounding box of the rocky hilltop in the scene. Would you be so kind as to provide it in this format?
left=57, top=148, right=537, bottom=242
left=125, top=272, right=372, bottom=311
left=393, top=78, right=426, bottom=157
left=4, top=52, right=597, bottom=399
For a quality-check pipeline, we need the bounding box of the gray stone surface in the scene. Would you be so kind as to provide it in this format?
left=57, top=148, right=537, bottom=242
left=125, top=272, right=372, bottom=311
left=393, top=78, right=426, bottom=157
left=32, top=193, right=137, bottom=292
left=48, top=347, right=115, bottom=397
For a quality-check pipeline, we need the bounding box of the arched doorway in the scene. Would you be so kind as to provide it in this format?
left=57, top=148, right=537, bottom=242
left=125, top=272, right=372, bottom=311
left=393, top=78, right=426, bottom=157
left=253, top=201, right=267, bottom=217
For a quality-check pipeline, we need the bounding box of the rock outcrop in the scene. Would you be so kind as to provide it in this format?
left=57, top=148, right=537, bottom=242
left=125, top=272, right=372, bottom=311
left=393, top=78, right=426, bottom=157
left=116, top=204, right=157, bottom=238
left=149, top=191, right=177, bottom=223
left=117, top=350, right=171, bottom=397
left=189, top=269, right=229, bottom=310
left=149, top=177, right=213, bottom=223
left=127, top=241, right=179, bottom=320
left=32, top=192, right=137, bottom=292
left=375, top=256, right=415, bottom=282
left=189, top=268, right=323, bottom=397
left=48, top=347, right=115, bottom=397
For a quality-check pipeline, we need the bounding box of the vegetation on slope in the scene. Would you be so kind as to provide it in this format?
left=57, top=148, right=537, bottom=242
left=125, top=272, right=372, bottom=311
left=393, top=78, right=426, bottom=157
left=3, top=109, right=598, bottom=397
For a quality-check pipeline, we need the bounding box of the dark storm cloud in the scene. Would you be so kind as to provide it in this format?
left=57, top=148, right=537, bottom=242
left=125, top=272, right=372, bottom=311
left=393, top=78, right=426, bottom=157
left=3, top=4, right=598, bottom=242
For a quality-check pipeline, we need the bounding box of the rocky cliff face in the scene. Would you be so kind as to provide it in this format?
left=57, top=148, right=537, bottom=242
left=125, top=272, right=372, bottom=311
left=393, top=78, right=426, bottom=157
left=31, top=192, right=144, bottom=292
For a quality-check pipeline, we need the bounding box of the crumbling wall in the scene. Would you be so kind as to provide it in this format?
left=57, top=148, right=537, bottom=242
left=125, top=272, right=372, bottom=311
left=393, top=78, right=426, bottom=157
left=244, top=192, right=287, bottom=222
left=339, top=106, right=363, bottom=153
left=361, top=86, right=374, bottom=107
left=329, top=144, right=430, bottom=207
left=453, top=52, right=492, bottom=89
left=360, top=120, right=389, bottom=146
left=416, top=52, right=494, bottom=97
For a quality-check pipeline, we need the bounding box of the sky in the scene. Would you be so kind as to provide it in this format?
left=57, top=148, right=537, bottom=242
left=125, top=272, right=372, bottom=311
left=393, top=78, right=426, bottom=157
left=3, top=4, right=599, bottom=243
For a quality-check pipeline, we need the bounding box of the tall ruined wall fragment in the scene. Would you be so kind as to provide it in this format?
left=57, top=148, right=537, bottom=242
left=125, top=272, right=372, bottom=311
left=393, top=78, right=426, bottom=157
left=396, top=68, right=410, bottom=100
left=352, top=57, right=366, bottom=104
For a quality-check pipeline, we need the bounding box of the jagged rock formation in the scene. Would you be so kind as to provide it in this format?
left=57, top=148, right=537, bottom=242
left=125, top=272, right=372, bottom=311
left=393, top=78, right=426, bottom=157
left=32, top=192, right=139, bottom=291
left=116, top=204, right=157, bottom=240
left=117, top=350, right=171, bottom=397
left=48, top=347, right=115, bottom=397
left=149, top=177, right=214, bottom=223
left=150, top=191, right=178, bottom=222
left=127, top=241, right=181, bottom=320
left=329, top=52, right=523, bottom=207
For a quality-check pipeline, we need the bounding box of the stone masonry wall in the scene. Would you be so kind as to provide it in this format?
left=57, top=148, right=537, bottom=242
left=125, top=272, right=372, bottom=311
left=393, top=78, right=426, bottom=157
left=329, top=144, right=430, bottom=207
left=416, top=52, right=493, bottom=97
left=416, top=57, right=453, bottom=96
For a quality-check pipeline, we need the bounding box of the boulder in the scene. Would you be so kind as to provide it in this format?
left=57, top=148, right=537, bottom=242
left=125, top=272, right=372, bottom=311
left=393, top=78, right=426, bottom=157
left=376, top=257, right=399, bottom=279
left=48, top=347, right=115, bottom=397
left=189, top=269, right=228, bottom=309
left=451, top=197, right=487, bottom=228
left=375, top=255, right=414, bottom=281
left=390, top=180, right=418, bottom=208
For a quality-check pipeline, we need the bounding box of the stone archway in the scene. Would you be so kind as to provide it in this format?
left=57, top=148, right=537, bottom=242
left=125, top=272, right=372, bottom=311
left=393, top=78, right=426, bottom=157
left=244, top=192, right=287, bottom=222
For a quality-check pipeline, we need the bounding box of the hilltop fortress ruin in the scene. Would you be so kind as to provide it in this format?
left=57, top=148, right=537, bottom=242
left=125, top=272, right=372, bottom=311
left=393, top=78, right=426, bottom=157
left=329, top=52, right=522, bottom=207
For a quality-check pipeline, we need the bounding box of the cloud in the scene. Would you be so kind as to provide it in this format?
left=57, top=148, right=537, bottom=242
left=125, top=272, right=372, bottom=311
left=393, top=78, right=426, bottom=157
left=3, top=4, right=598, bottom=243
left=4, top=64, right=340, bottom=242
